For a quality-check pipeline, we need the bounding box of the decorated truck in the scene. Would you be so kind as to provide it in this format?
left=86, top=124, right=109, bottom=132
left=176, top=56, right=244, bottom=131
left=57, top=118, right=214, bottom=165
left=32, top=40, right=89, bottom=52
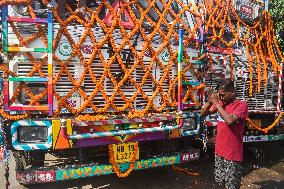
left=0, top=0, right=205, bottom=185
left=0, top=0, right=283, bottom=186
left=202, top=0, right=284, bottom=145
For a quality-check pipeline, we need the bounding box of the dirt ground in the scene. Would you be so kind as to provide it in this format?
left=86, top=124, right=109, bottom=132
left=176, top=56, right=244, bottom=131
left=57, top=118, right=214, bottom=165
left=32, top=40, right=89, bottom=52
left=1, top=142, right=284, bottom=189
left=179, top=142, right=284, bottom=189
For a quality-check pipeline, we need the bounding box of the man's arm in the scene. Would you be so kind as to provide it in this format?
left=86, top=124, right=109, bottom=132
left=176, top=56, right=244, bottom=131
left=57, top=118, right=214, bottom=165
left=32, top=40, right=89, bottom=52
left=214, top=102, right=240, bottom=126
left=200, top=101, right=216, bottom=117
left=210, top=93, right=243, bottom=126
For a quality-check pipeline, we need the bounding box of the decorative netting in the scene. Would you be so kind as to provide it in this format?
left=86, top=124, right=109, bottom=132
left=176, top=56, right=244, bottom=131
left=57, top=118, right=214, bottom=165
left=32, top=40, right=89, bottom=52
left=0, top=0, right=283, bottom=121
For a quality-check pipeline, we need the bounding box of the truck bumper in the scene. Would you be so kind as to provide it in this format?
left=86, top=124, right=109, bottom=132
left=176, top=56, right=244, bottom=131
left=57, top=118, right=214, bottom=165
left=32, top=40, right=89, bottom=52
left=16, top=149, right=200, bottom=185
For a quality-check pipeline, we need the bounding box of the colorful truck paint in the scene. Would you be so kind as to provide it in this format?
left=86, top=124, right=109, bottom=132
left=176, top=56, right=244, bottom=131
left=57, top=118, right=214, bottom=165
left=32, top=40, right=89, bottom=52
left=16, top=150, right=200, bottom=185
left=11, top=113, right=200, bottom=150
left=11, top=120, right=52, bottom=150
left=0, top=0, right=283, bottom=185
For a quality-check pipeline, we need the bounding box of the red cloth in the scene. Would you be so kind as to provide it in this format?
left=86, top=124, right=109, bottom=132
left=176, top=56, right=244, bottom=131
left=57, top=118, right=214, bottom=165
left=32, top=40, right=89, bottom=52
left=213, top=99, right=248, bottom=161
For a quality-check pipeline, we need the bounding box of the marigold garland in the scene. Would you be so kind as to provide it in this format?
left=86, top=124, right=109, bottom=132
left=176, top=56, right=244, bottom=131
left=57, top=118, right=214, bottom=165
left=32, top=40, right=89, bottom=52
left=171, top=165, right=199, bottom=176
left=0, top=0, right=283, bottom=120
left=108, top=142, right=139, bottom=177
left=0, top=0, right=29, bottom=6
left=247, top=113, right=283, bottom=134
left=76, top=114, right=108, bottom=121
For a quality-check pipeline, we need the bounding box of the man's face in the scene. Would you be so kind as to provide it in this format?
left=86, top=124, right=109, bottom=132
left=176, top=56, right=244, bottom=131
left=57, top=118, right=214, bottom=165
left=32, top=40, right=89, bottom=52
left=218, top=89, right=234, bottom=104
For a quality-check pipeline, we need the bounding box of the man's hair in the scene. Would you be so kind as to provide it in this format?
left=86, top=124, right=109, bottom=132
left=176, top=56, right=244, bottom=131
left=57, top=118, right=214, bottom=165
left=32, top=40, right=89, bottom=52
left=217, top=78, right=235, bottom=92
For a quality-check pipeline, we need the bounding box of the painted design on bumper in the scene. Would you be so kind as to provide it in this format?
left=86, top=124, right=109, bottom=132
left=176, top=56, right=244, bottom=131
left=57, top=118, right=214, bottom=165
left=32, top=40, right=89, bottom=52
left=16, top=170, right=56, bottom=184
left=52, top=119, right=73, bottom=149
left=243, top=134, right=284, bottom=142
left=52, top=113, right=201, bottom=149
left=16, top=150, right=200, bottom=184
left=58, top=156, right=180, bottom=180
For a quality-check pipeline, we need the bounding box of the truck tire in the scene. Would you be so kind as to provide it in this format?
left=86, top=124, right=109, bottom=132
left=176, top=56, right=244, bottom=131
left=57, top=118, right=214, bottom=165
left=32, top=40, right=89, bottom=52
left=13, top=151, right=45, bottom=171
left=13, top=151, right=27, bottom=171
left=29, top=151, right=45, bottom=167
left=246, top=143, right=272, bottom=167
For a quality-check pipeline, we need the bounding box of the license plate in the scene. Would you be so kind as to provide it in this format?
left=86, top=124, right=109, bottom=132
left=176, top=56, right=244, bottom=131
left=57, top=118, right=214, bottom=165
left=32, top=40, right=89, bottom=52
left=248, top=119, right=261, bottom=129
left=112, top=142, right=139, bottom=163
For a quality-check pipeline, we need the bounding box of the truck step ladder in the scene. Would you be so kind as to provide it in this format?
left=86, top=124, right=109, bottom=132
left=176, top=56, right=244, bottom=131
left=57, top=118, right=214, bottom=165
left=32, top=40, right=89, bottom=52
left=1, top=4, right=53, bottom=115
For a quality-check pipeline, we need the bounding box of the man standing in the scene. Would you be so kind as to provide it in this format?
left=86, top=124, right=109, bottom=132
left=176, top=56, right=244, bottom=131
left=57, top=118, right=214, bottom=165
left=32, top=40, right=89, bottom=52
left=201, top=79, right=248, bottom=189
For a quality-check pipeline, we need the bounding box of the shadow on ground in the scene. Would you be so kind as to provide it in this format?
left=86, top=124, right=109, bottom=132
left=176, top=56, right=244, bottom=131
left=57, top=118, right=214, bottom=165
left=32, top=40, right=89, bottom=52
left=252, top=180, right=284, bottom=189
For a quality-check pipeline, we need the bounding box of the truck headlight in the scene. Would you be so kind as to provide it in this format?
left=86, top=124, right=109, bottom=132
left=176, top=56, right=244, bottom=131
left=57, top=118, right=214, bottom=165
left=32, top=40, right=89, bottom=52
left=18, top=127, right=48, bottom=143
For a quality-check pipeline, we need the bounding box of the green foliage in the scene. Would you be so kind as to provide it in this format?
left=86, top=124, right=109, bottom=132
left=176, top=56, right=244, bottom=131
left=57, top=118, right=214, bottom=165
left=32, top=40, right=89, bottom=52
left=270, top=0, right=284, bottom=52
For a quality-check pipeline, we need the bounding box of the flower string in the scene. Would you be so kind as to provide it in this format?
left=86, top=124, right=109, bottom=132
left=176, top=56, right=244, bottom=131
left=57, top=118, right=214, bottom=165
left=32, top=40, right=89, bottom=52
left=0, top=0, right=283, bottom=120
left=108, top=142, right=139, bottom=177
left=247, top=113, right=283, bottom=134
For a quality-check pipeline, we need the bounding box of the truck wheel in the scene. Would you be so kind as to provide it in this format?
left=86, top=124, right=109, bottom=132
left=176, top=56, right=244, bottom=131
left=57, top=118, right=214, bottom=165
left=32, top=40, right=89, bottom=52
left=247, top=143, right=271, bottom=167
left=13, top=151, right=28, bottom=171
left=30, top=150, right=45, bottom=167
left=13, top=151, right=45, bottom=171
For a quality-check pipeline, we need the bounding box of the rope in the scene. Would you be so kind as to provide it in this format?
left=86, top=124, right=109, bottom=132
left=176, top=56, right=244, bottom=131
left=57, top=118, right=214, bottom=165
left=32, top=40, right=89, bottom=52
left=0, top=119, right=10, bottom=189
left=5, top=161, right=10, bottom=189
